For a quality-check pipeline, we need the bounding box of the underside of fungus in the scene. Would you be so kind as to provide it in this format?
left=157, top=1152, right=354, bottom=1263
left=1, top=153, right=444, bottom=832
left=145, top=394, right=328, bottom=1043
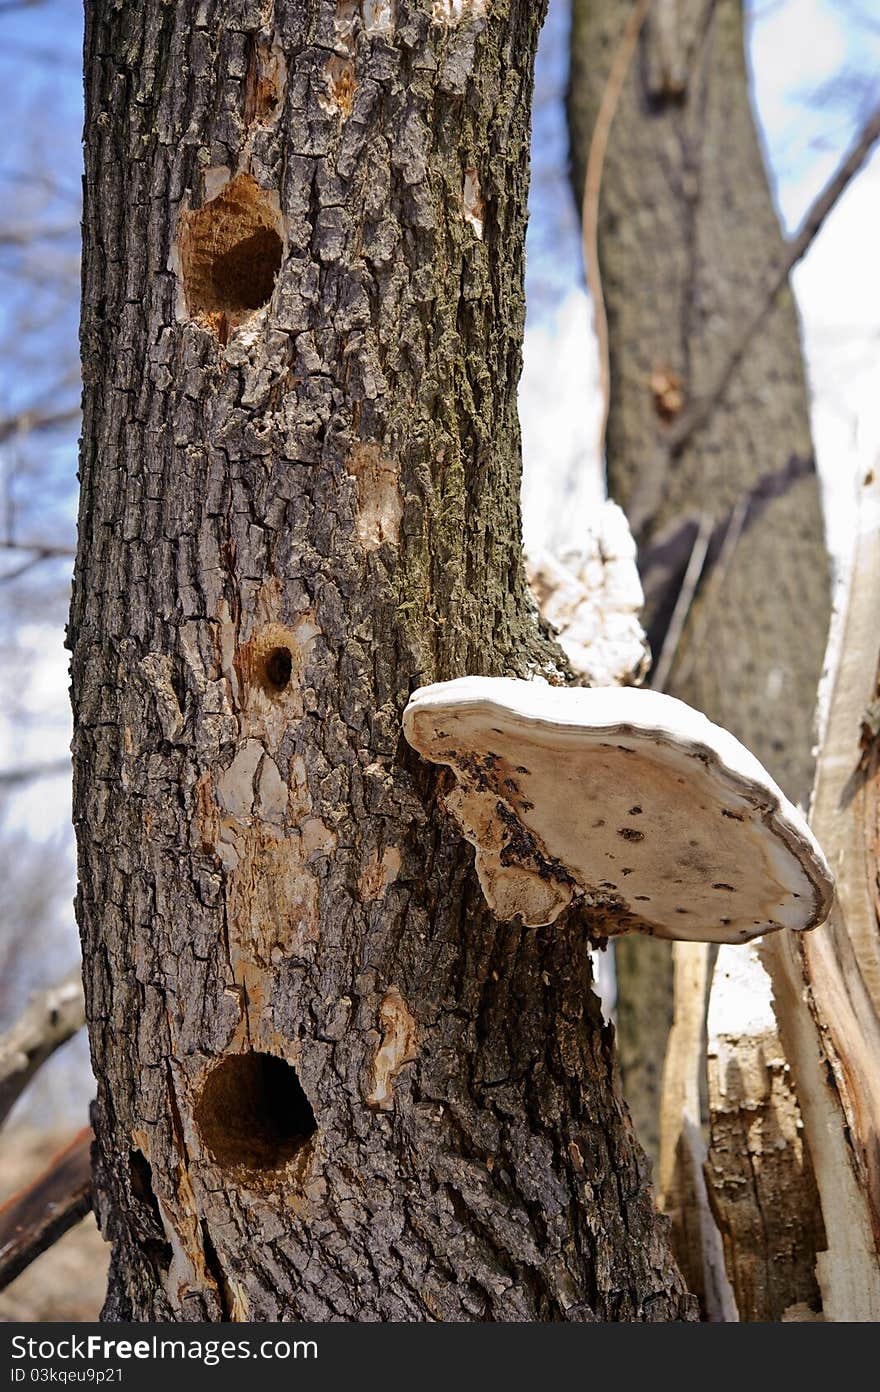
left=402, top=677, right=834, bottom=941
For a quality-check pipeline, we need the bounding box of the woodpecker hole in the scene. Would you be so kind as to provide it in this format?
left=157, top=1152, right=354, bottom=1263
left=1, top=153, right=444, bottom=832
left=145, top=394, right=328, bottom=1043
left=180, top=174, right=283, bottom=330
left=195, top=1052, right=317, bottom=1173
left=235, top=622, right=311, bottom=707
left=264, top=645, right=293, bottom=692
left=128, top=1149, right=173, bottom=1269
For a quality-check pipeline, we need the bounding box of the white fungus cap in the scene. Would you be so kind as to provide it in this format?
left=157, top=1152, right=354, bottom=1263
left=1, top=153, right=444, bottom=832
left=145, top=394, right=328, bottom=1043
left=402, top=677, right=834, bottom=940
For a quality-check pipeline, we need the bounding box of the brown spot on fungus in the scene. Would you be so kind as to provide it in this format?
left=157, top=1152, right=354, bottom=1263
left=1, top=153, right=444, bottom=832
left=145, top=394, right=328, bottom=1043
left=618, top=826, right=645, bottom=842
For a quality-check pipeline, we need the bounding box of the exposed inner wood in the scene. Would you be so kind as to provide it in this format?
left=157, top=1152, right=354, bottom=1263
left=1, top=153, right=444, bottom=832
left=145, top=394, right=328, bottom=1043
left=704, top=943, right=823, bottom=1322
left=179, top=173, right=284, bottom=328
left=761, top=470, right=880, bottom=1321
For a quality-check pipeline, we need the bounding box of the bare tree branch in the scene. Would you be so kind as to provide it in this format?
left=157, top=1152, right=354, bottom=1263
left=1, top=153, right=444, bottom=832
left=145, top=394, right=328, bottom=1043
left=0, top=759, right=71, bottom=787
left=649, top=510, right=712, bottom=692
left=0, top=540, right=75, bottom=558
left=0, top=224, right=78, bottom=248
left=0, top=405, right=79, bottom=446
left=0, top=535, right=76, bottom=584
left=0, top=968, right=85, bottom=1127
left=0, top=554, right=67, bottom=583
left=674, top=490, right=749, bottom=688
left=669, top=100, right=880, bottom=456
left=0, top=1127, right=92, bottom=1292
left=0, top=168, right=80, bottom=203
left=640, top=455, right=816, bottom=653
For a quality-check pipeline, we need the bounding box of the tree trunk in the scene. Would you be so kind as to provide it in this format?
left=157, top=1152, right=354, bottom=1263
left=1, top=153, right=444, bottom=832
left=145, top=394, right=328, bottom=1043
left=568, top=0, right=830, bottom=1312
left=71, top=0, right=693, bottom=1322
left=568, top=2, right=829, bottom=789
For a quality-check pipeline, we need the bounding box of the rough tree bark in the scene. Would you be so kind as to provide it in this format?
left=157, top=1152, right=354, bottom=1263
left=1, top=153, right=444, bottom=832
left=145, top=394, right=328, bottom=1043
left=71, top=0, right=694, bottom=1322
left=568, top=0, right=830, bottom=1312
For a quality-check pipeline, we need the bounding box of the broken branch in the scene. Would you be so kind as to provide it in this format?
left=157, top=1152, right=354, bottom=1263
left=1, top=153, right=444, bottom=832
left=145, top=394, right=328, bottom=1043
left=0, top=968, right=85, bottom=1127
left=0, top=1127, right=93, bottom=1292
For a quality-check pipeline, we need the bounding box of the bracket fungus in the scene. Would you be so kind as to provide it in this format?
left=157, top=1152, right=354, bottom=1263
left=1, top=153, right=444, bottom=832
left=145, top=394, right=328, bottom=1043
left=402, top=677, right=834, bottom=941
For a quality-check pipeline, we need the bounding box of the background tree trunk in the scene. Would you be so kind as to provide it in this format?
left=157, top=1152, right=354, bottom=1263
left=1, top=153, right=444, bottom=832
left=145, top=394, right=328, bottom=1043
left=568, top=0, right=830, bottom=1312
left=568, top=1, right=830, bottom=776
left=71, top=0, right=693, bottom=1322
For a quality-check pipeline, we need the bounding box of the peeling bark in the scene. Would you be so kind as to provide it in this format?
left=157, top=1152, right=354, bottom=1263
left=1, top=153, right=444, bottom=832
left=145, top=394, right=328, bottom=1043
left=72, top=0, right=694, bottom=1321
left=705, top=944, right=823, bottom=1322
